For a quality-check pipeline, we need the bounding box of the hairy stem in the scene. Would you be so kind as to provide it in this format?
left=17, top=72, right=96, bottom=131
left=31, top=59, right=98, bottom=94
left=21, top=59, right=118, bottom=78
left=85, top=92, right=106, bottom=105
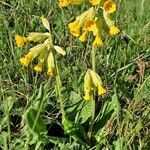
left=54, top=51, right=65, bottom=118
left=88, top=46, right=96, bottom=140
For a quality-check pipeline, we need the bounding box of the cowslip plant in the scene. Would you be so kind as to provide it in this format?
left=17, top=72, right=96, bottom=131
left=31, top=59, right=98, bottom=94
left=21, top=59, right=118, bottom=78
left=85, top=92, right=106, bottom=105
left=15, top=16, right=66, bottom=140
left=60, top=0, right=119, bottom=145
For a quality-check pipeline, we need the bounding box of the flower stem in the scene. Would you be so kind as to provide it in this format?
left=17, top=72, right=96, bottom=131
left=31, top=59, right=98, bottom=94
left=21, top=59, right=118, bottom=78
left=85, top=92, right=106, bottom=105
left=54, top=51, right=65, bottom=118
left=88, top=46, right=96, bottom=140
left=91, top=45, right=96, bottom=72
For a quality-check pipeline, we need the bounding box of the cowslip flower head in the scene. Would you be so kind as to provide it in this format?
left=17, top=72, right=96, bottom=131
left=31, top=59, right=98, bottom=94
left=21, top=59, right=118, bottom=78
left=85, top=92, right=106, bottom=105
left=79, top=31, right=88, bottom=42
left=68, top=7, right=95, bottom=37
left=109, top=25, right=120, bottom=36
left=83, top=69, right=106, bottom=100
left=89, top=0, right=101, bottom=5
left=17, top=16, right=66, bottom=76
left=68, top=20, right=81, bottom=37
left=103, top=0, right=116, bottom=14
left=89, top=69, right=106, bottom=96
left=83, top=19, right=97, bottom=33
left=15, top=34, right=27, bottom=48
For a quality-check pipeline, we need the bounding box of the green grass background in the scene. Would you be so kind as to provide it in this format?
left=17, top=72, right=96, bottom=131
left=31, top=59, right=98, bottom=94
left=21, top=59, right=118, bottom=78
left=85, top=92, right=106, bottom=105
left=0, top=0, right=150, bottom=149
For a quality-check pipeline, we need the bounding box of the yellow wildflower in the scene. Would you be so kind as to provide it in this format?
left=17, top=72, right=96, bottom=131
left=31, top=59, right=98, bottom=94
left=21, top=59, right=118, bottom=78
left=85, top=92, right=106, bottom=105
left=34, top=61, right=43, bottom=72
left=79, top=31, right=87, bottom=42
left=59, top=0, right=70, bottom=7
left=83, top=19, right=97, bottom=33
left=15, top=34, right=27, bottom=48
left=109, top=25, right=120, bottom=36
left=84, top=93, right=92, bottom=101
left=93, top=35, right=103, bottom=47
left=47, top=52, right=55, bottom=76
left=59, top=0, right=84, bottom=7
left=18, top=16, right=66, bottom=75
left=103, top=0, right=116, bottom=14
left=83, top=69, right=106, bottom=100
left=47, top=67, right=54, bottom=76
left=68, top=7, right=95, bottom=37
left=68, top=20, right=81, bottom=37
left=89, top=0, right=101, bottom=5
left=98, top=85, right=106, bottom=95
left=84, top=70, right=92, bottom=100
left=20, top=52, right=33, bottom=67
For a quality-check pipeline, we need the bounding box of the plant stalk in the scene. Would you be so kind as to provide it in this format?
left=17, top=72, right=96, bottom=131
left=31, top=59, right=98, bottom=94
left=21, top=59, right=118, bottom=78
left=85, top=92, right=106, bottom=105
left=54, top=51, right=65, bottom=118
left=88, top=46, right=96, bottom=140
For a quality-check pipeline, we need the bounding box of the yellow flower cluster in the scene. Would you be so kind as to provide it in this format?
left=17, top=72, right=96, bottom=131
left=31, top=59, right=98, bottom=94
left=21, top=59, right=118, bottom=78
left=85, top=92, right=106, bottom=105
left=84, top=69, right=106, bottom=100
left=61, top=0, right=119, bottom=47
left=15, top=16, right=66, bottom=76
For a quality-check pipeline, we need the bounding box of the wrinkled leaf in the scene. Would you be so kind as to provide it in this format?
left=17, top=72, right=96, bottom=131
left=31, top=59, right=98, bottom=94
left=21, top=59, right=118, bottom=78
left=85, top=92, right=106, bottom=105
left=77, top=100, right=94, bottom=124
left=93, top=93, right=120, bottom=141
left=62, top=118, right=89, bottom=145
left=26, top=108, right=46, bottom=137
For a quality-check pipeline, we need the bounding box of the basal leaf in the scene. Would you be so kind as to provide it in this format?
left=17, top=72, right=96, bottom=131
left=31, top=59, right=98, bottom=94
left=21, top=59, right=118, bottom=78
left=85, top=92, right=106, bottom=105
left=26, top=108, right=46, bottom=137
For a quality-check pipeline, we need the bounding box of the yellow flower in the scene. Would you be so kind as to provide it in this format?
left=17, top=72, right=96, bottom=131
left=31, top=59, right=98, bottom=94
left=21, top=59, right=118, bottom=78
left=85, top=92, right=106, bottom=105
left=20, top=52, right=33, bottom=67
left=68, top=20, right=81, bottom=37
left=59, top=0, right=70, bottom=7
left=89, top=0, right=101, bottom=5
left=47, top=67, right=54, bottom=76
left=68, top=7, right=95, bottom=37
left=83, top=69, right=106, bottom=100
left=15, top=34, right=27, bottom=48
left=19, top=16, right=66, bottom=75
left=34, top=61, right=43, bottom=72
left=79, top=31, right=87, bottom=42
left=109, top=25, right=120, bottom=36
left=93, top=35, right=103, bottom=47
left=47, top=52, right=55, bottom=76
left=59, top=0, right=84, bottom=7
left=103, top=0, right=116, bottom=14
left=83, top=19, right=97, bottom=33
left=98, top=85, right=106, bottom=95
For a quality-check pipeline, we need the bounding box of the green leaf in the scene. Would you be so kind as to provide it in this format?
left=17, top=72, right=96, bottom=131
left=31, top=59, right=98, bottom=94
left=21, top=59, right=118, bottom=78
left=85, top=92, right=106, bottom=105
left=48, top=136, right=68, bottom=145
left=62, top=118, right=89, bottom=145
left=3, top=96, right=14, bottom=112
left=66, top=92, right=94, bottom=124
left=77, top=100, right=94, bottom=124
left=113, top=138, right=124, bottom=150
left=26, top=108, right=46, bottom=137
left=93, top=93, right=120, bottom=142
